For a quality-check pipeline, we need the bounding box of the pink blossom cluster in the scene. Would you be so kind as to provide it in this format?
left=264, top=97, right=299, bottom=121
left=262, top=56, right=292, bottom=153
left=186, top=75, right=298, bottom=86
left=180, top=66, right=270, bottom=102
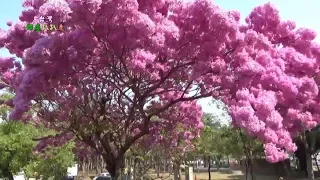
left=227, top=3, right=320, bottom=162
left=144, top=101, right=203, bottom=153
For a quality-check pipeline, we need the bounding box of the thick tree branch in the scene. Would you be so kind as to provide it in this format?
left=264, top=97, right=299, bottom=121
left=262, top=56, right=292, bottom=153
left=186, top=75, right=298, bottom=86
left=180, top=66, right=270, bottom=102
left=149, top=91, right=212, bottom=117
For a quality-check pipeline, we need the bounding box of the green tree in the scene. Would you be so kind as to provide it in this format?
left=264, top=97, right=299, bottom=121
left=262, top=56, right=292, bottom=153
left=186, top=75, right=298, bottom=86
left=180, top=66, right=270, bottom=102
left=197, top=124, right=231, bottom=179
left=219, top=126, right=243, bottom=159
left=0, top=93, right=75, bottom=180
left=196, top=112, right=264, bottom=180
left=202, top=113, right=221, bottom=128
left=0, top=94, right=37, bottom=179
left=24, top=143, right=75, bottom=180
left=196, top=117, right=218, bottom=180
left=0, top=122, right=37, bottom=180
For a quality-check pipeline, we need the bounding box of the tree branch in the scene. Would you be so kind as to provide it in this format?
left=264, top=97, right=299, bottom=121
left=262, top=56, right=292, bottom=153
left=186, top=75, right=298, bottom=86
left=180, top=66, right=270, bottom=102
left=149, top=92, right=212, bottom=117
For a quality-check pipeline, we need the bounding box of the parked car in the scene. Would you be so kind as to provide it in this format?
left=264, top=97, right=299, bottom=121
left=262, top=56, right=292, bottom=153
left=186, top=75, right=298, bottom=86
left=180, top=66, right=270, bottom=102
left=95, top=177, right=111, bottom=180
left=93, top=172, right=111, bottom=180
left=62, top=176, right=75, bottom=180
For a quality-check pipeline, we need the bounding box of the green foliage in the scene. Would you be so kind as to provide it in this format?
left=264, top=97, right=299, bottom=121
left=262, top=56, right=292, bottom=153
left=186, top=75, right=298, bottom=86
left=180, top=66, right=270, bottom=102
left=202, top=113, right=221, bottom=128
left=218, top=126, right=244, bottom=158
left=24, top=143, right=75, bottom=180
left=0, top=93, right=13, bottom=122
left=195, top=113, right=227, bottom=164
left=196, top=126, right=215, bottom=156
left=0, top=122, right=39, bottom=178
left=196, top=113, right=264, bottom=160
left=0, top=92, right=75, bottom=179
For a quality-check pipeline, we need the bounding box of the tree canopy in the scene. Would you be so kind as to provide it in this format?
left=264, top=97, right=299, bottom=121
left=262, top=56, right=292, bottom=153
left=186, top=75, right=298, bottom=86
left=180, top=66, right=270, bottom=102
left=1, top=0, right=320, bottom=178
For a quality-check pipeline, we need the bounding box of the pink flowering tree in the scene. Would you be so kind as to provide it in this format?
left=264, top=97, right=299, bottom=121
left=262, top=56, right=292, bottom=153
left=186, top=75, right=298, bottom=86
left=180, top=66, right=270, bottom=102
left=2, top=0, right=320, bottom=178
left=0, top=0, right=240, bottom=178
left=224, top=2, right=320, bottom=171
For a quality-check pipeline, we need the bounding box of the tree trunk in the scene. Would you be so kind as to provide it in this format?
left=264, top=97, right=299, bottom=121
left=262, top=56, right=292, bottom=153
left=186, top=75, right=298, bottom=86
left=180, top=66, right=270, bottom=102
left=244, top=159, right=249, bottom=180
left=216, top=156, right=221, bottom=172
left=104, top=156, right=125, bottom=180
left=295, top=140, right=307, bottom=174
left=227, top=156, right=230, bottom=167
left=8, top=172, right=14, bottom=180
left=2, top=168, right=14, bottom=180
left=156, top=158, right=160, bottom=177
left=173, top=160, right=181, bottom=180
left=133, top=158, right=137, bottom=180
left=239, top=130, right=255, bottom=180
left=302, top=131, right=315, bottom=180
left=89, top=160, right=92, bottom=171
left=208, top=156, right=211, bottom=180
left=249, top=157, right=254, bottom=180
left=137, top=160, right=141, bottom=177
left=84, top=161, right=88, bottom=172
left=95, top=157, right=99, bottom=175
left=203, top=156, right=208, bottom=167
left=313, top=153, right=320, bottom=171
left=100, top=156, right=104, bottom=173
left=306, top=149, right=315, bottom=180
